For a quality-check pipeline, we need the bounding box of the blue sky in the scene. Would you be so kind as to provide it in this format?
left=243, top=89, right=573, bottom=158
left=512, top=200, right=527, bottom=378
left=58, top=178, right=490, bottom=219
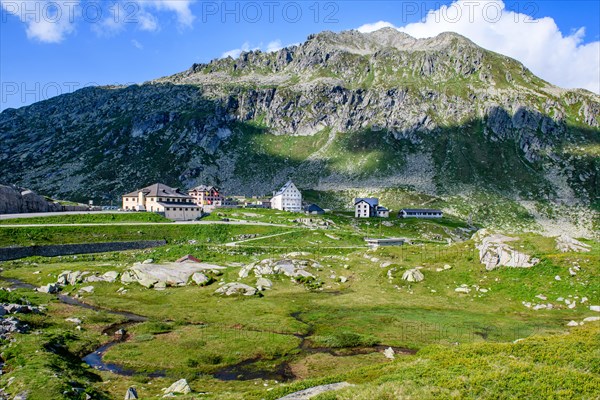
left=1, top=0, right=599, bottom=110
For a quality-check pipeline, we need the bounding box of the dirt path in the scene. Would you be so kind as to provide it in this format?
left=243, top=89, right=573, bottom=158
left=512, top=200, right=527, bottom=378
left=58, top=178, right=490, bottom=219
left=224, top=230, right=298, bottom=247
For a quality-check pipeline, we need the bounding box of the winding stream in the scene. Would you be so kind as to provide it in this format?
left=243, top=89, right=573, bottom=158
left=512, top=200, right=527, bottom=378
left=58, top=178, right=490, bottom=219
left=2, top=276, right=415, bottom=382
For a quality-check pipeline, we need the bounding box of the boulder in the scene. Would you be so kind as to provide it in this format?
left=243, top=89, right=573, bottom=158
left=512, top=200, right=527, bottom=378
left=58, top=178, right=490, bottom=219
left=555, top=235, right=591, bottom=253
left=455, top=287, right=471, bottom=294
left=215, top=283, right=257, bottom=296
left=256, top=278, right=273, bottom=291
left=79, top=286, right=94, bottom=293
left=566, top=320, right=579, bottom=327
left=124, top=387, right=138, bottom=399
left=86, top=271, right=120, bottom=283
left=0, top=184, right=23, bottom=213
left=37, top=283, right=59, bottom=294
left=277, top=382, right=353, bottom=400
left=57, top=271, right=71, bottom=285
left=139, top=277, right=159, bottom=289
left=57, top=270, right=86, bottom=286
left=274, top=260, right=315, bottom=278
left=65, top=317, right=82, bottom=324
left=0, top=316, right=29, bottom=339
left=120, top=270, right=137, bottom=284
left=191, top=272, right=210, bottom=286
left=401, top=269, right=424, bottom=282
left=121, top=262, right=224, bottom=288
left=590, top=306, right=600, bottom=312
left=583, top=316, right=600, bottom=322
left=383, top=347, right=395, bottom=360
left=13, top=391, right=29, bottom=400
left=162, top=379, right=191, bottom=395
left=475, top=230, right=538, bottom=270
left=3, top=304, right=29, bottom=314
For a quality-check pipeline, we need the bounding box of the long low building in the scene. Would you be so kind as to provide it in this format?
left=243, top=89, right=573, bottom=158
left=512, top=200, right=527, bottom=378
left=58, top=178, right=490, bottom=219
left=365, top=238, right=405, bottom=248
left=398, top=209, right=443, bottom=218
left=122, top=183, right=202, bottom=221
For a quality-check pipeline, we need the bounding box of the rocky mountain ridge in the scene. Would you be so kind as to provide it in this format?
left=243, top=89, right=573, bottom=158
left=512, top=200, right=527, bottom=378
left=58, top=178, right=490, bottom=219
left=0, top=29, right=598, bottom=220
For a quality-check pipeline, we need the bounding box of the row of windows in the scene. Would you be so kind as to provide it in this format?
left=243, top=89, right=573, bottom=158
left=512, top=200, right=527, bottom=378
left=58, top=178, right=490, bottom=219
left=405, top=212, right=441, bottom=215
left=124, top=197, right=193, bottom=203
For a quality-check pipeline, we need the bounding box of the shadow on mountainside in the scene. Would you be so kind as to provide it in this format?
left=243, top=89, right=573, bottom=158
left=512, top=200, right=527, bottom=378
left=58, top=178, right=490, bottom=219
left=0, top=83, right=598, bottom=209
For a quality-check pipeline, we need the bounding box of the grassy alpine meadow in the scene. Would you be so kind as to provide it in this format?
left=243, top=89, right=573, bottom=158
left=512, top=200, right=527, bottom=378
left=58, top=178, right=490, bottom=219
left=0, top=210, right=598, bottom=399
left=0, top=212, right=173, bottom=225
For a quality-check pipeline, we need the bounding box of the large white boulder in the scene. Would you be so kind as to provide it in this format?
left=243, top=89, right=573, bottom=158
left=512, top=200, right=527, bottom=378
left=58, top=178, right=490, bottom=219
left=555, top=235, right=591, bottom=253
left=215, top=283, right=257, bottom=296
left=401, top=269, right=424, bottom=282
left=121, top=262, right=224, bottom=288
left=475, top=230, right=539, bottom=271
left=162, top=379, right=191, bottom=395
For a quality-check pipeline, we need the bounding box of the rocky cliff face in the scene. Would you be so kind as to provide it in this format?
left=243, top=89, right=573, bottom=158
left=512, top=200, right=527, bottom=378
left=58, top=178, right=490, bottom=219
left=0, top=184, right=90, bottom=214
left=0, top=28, right=598, bottom=208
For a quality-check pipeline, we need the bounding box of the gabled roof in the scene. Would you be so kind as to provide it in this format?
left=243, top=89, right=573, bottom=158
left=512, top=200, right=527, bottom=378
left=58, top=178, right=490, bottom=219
left=401, top=208, right=443, bottom=213
left=123, top=183, right=192, bottom=198
left=189, top=185, right=220, bottom=193
left=304, top=204, right=324, bottom=212
left=176, top=255, right=202, bottom=263
left=274, top=180, right=298, bottom=196
left=376, top=206, right=389, bottom=211
left=354, top=198, right=379, bottom=207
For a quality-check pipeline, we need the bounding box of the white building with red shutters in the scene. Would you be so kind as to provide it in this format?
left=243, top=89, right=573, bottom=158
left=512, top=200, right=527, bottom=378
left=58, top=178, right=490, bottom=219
left=188, top=185, right=224, bottom=210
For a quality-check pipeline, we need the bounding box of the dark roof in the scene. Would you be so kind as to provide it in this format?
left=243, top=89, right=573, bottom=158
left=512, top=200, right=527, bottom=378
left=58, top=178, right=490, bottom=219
left=304, top=204, right=324, bottom=212
left=400, top=208, right=443, bottom=213
left=189, top=185, right=220, bottom=193
left=176, top=255, right=202, bottom=263
left=124, top=183, right=192, bottom=199
left=354, top=198, right=379, bottom=207
left=274, top=180, right=297, bottom=196
left=376, top=206, right=389, bottom=211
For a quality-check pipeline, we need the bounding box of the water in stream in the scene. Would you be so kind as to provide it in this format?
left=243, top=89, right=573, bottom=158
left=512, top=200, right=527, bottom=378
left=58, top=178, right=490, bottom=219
left=2, top=277, right=414, bottom=382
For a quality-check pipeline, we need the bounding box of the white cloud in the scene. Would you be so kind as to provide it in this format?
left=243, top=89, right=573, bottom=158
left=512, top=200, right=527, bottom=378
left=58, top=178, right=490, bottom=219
left=147, top=0, right=195, bottom=28
left=221, top=39, right=286, bottom=59
left=358, top=0, right=600, bottom=93
left=357, top=21, right=395, bottom=33
left=266, top=40, right=283, bottom=53
left=2, top=0, right=195, bottom=42
left=221, top=42, right=260, bottom=59
left=131, top=39, right=143, bottom=50
left=136, top=10, right=159, bottom=32
left=1, top=0, right=79, bottom=43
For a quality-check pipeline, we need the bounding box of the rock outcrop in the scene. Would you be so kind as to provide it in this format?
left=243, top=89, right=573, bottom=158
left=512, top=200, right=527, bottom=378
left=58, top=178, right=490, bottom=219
left=555, top=235, right=591, bottom=253
left=475, top=230, right=539, bottom=270
left=215, top=283, right=258, bottom=296
left=0, top=184, right=91, bottom=214
left=162, top=379, right=191, bottom=396
left=121, top=262, right=224, bottom=289
left=239, top=258, right=319, bottom=280
left=401, top=268, right=424, bottom=282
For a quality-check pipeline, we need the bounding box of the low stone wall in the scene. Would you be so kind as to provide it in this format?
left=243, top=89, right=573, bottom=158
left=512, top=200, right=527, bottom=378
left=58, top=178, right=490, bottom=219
left=0, top=240, right=167, bottom=261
